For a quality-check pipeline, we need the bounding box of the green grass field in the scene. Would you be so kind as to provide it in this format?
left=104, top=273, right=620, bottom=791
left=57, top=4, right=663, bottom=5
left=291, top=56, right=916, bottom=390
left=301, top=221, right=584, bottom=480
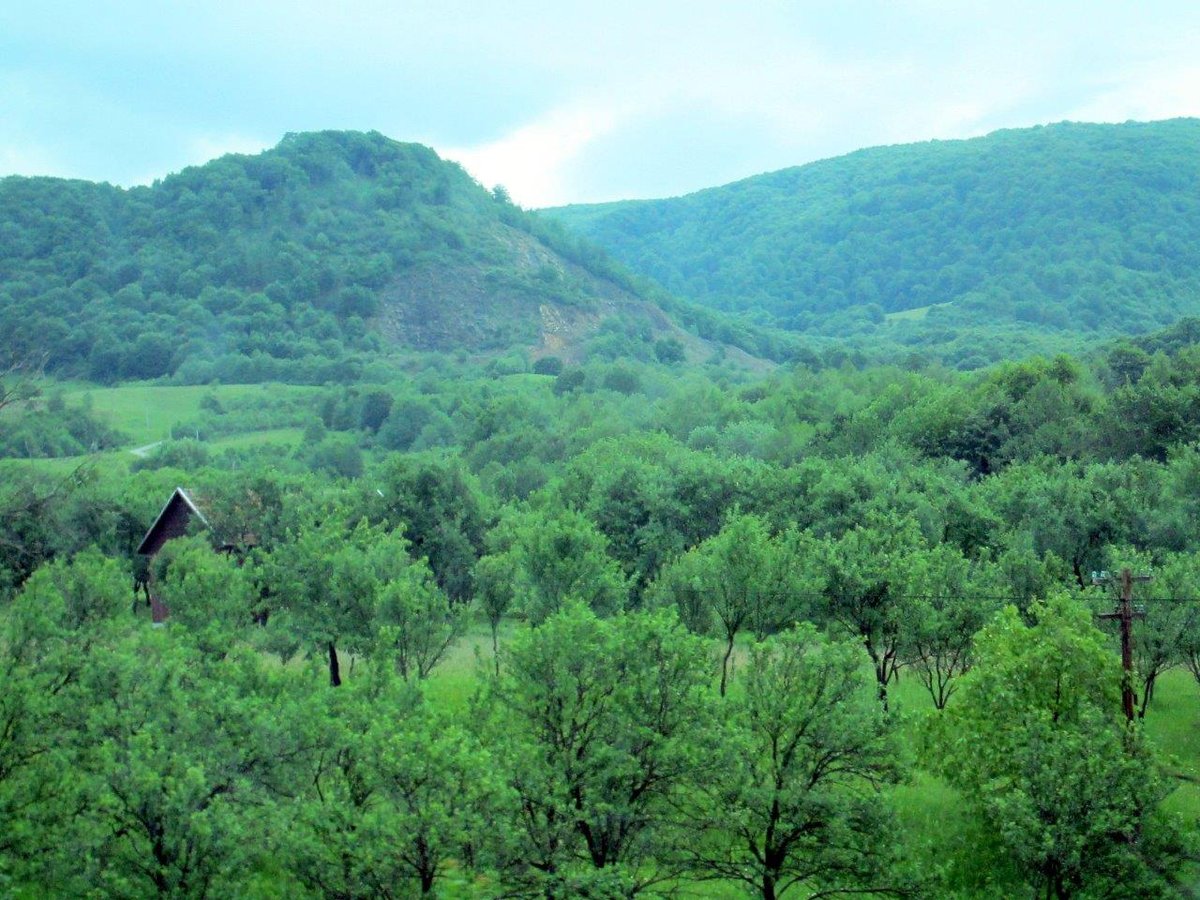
left=1, top=383, right=312, bottom=475
left=60, top=382, right=316, bottom=447
left=208, top=428, right=306, bottom=452
left=885, top=301, right=953, bottom=323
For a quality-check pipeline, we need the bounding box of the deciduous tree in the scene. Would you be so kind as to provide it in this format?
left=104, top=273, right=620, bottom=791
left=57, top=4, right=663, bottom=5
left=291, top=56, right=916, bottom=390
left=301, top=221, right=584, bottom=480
left=484, top=605, right=716, bottom=895
left=687, top=624, right=903, bottom=900
left=938, top=595, right=1187, bottom=898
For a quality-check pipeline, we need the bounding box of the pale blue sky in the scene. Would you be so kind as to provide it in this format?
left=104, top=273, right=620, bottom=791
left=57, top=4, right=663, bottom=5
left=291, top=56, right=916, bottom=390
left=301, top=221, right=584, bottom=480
left=3, top=1, right=1199, bottom=206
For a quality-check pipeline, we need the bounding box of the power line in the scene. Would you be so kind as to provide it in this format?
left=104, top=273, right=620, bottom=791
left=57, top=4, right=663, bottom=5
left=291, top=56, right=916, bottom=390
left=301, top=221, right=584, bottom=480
left=779, top=593, right=1200, bottom=604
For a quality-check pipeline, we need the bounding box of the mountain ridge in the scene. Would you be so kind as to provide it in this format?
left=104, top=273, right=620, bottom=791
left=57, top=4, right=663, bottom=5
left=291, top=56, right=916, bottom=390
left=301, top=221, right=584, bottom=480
left=0, top=130, right=777, bottom=383
left=542, top=119, right=1200, bottom=364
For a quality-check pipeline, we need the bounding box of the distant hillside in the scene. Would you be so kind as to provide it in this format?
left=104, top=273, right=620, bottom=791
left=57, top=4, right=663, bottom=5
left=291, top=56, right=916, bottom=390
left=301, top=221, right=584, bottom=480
left=544, top=120, right=1200, bottom=362
left=0, top=131, right=776, bottom=384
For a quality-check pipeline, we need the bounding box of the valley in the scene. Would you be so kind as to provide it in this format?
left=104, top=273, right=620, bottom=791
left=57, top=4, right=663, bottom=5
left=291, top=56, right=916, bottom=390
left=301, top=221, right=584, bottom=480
left=2, top=123, right=1200, bottom=897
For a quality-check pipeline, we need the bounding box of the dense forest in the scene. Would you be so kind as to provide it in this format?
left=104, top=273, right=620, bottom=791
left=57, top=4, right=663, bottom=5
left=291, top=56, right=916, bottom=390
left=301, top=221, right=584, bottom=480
left=0, top=131, right=794, bottom=385
left=547, top=119, right=1200, bottom=367
left=3, top=123, right=1200, bottom=897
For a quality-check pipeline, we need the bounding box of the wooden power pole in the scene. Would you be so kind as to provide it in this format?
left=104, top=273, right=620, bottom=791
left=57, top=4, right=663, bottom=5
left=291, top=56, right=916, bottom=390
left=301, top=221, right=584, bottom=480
left=1094, top=568, right=1149, bottom=722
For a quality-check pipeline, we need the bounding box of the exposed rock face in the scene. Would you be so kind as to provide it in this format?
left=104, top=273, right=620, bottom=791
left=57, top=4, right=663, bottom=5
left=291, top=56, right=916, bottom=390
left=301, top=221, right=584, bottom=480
left=375, top=223, right=706, bottom=363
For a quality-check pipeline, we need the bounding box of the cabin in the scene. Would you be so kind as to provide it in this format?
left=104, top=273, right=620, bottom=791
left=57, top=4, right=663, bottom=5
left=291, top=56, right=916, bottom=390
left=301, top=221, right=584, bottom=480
left=135, top=486, right=258, bottom=622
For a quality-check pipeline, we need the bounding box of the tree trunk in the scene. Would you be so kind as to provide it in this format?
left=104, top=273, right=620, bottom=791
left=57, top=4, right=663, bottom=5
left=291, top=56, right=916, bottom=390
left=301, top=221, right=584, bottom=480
left=491, top=619, right=500, bottom=677
left=761, top=871, right=777, bottom=900
left=1137, top=672, right=1157, bottom=719
left=418, top=837, right=436, bottom=895
left=868, top=646, right=889, bottom=713
left=720, top=633, right=736, bottom=697
left=328, top=641, right=342, bottom=687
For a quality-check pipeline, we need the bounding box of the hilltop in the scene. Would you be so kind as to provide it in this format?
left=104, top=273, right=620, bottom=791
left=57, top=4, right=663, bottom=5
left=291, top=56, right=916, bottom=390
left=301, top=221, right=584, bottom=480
left=545, top=119, right=1200, bottom=366
left=0, top=131, right=776, bottom=384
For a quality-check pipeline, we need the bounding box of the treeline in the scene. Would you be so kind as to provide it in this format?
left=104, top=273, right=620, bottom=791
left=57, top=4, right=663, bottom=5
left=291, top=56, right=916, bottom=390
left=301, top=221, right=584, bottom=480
left=0, top=389, right=125, bottom=458
left=545, top=119, right=1200, bottom=353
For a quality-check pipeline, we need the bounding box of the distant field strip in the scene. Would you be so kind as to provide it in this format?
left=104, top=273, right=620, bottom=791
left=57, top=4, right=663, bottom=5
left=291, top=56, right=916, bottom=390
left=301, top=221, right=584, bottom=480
left=62, top=383, right=317, bottom=446
left=885, top=301, right=953, bottom=322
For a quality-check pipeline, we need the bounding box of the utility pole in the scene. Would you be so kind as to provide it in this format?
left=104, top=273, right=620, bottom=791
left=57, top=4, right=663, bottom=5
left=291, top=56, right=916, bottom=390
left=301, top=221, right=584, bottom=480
left=1092, top=568, right=1149, bottom=722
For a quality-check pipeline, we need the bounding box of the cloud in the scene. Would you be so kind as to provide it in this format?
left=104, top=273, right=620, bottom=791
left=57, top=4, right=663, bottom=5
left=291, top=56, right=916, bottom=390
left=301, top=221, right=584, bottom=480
left=441, top=103, right=628, bottom=208
left=1064, top=60, right=1200, bottom=124
left=7, top=1, right=1200, bottom=201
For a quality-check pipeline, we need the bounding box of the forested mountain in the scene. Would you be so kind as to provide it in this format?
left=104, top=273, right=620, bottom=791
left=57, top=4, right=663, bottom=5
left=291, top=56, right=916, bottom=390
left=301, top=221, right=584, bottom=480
left=545, top=119, right=1200, bottom=365
left=0, top=131, right=782, bottom=384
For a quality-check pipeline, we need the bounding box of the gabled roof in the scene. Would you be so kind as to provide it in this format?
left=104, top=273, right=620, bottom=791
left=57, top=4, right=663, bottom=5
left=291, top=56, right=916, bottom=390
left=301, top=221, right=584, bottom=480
left=135, top=487, right=212, bottom=556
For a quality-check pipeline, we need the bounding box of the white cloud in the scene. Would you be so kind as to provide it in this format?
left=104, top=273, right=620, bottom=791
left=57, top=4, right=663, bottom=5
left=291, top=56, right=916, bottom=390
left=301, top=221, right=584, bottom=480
left=1065, top=60, right=1200, bottom=124
left=441, top=104, right=628, bottom=208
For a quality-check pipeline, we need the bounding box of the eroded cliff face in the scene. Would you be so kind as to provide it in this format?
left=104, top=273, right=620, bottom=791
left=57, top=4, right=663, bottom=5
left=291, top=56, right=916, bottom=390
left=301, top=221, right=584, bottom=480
left=375, top=222, right=756, bottom=366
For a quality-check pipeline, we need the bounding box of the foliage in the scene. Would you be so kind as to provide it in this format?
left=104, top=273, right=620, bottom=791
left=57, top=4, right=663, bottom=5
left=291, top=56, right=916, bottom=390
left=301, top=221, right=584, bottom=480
left=363, top=455, right=487, bottom=603
left=547, top=120, right=1200, bottom=363
left=498, top=508, right=628, bottom=624
left=283, top=675, right=498, bottom=898
left=937, top=596, right=1191, bottom=898
left=649, top=513, right=818, bottom=695
left=8, top=281, right=1200, bottom=895
left=817, top=517, right=925, bottom=709
left=482, top=604, right=717, bottom=895
left=688, top=624, right=905, bottom=899
left=0, top=392, right=125, bottom=458
left=0, top=130, right=774, bottom=387
left=376, top=563, right=465, bottom=681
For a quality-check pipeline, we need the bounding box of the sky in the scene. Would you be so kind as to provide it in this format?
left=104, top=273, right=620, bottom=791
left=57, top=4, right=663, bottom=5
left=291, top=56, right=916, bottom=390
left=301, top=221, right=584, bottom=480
left=3, top=1, right=1200, bottom=208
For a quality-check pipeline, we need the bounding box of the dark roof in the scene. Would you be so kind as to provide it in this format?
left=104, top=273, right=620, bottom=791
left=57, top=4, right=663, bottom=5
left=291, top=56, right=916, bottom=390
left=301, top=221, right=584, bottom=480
left=135, top=487, right=212, bottom=556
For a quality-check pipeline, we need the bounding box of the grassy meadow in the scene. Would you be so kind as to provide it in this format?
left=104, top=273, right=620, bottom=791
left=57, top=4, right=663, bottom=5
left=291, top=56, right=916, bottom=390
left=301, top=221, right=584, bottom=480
left=60, top=382, right=318, bottom=446
left=0, top=382, right=314, bottom=476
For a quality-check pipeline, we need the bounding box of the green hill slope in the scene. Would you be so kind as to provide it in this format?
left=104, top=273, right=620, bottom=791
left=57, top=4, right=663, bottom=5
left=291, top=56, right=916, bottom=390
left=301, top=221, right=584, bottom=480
left=544, top=119, right=1200, bottom=351
left=0, top=131, right=773, bottom=383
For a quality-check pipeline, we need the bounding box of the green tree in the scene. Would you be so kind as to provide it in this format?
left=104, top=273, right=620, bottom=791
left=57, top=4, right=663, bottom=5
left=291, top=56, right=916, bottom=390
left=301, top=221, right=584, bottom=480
left=358, top=389, right=393, bottom=433
left=484, top=605, right=716, bottom=895
left=897, top=544, right=1003, bottom=709
left=506, top=509, right=628, bottom=623
left=650, top=514, right=817, bottom=696
left=375, top=562, right=463, bottom=681
left=818, top=518, right=923, bottom=710
left=474, top=551, right=520, bottom=673
left=283, top=674, right=393, bottom=897
left=688, top=624, right=904, bottom=900
left=365, top=456, right=487, bottom=604
left=69, top=632, right=303, bottom=897
left=938, top=596, right=1187, bottom=898
left=361, top=697, right=500, bottom=896
left=284, top=674, right=497, bottom=898
left=304, top=434, right=364, bottom=479
left=265, top=520, right=409, bottom=685
left=151, top=536, right=256, bottom=659
left=0, top=554, right=118, bottom=889
left=16, top=546, right=128, bottom=630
